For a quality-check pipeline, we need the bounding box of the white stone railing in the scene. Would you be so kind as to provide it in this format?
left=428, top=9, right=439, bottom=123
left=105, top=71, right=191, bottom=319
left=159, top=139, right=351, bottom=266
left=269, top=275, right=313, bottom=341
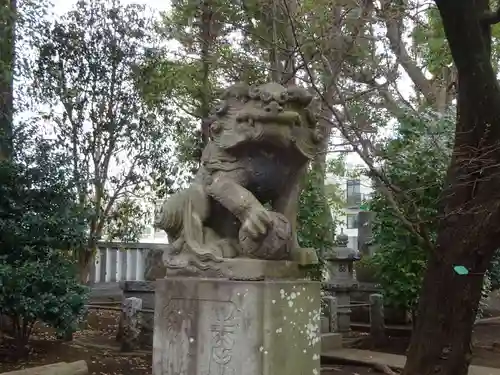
left=89, top=242, right=166, bottom=284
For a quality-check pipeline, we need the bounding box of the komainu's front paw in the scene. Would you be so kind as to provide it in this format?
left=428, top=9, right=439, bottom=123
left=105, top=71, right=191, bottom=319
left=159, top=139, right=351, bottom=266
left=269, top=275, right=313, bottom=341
left=239, top=211, right=292, bottom=260
left=240, top=207, right=272, bottom=239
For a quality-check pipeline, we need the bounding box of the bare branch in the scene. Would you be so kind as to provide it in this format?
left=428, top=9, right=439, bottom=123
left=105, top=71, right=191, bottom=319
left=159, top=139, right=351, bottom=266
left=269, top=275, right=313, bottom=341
left=378, top=0, right=437, bottom=105
left=282, top=0, right=435, bottom=252
left=482, top=5, right=500, bottom=25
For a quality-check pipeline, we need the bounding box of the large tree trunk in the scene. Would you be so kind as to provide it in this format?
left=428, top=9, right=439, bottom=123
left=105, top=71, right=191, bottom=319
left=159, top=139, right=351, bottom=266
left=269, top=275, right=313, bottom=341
left=77, top=251, right=93, bottom=284
left=403, top=1, right=500, bottom=374
left=402, top=236, right=489, bottom=374
left=0, top=0, right=16, bottom=161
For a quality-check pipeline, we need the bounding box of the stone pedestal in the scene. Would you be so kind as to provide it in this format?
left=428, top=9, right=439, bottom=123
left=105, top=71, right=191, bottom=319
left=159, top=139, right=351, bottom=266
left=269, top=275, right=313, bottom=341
left=119, top=280, right=155, bottom=349
left=120, top=297, right=143, bottom=352
left=153, top=277, right=321, bottom=375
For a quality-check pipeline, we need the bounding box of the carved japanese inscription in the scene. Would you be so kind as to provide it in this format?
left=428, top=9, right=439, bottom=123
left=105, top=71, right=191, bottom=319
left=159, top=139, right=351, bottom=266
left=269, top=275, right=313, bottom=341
left=207, top=302, right=238, bottom=375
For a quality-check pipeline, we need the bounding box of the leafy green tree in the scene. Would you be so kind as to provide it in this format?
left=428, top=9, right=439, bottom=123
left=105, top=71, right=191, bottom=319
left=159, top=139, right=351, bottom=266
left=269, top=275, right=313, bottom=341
left=395, top=1, right=500, bottom=371
left=297, top=170, right=335, bottom=279
left=297, top=155, right=348, bottom=279
left=104, top=198, right=147, bottom=242
left=0, top=134, right=89, bottom=352
left=136, top=0, right=272, bottom=174
left=0, top=251, right=88, bottom=352
left=369, top=110, right=453, bottom=315
left=370, top=106, right=498, bottom=368
left=0, top=0, right=52, bottom=161
left=32, top=0, right=181, bottom=280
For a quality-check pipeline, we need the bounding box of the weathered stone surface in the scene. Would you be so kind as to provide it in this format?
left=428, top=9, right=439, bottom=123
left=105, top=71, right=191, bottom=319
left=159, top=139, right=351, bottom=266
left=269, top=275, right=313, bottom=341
left=369, top=293, right=386, bottom=345
left=164, top=258, right=306, bottom=280
left=120, top=280, right=156, bottom=293
left=154, top=82, right=322, bottom=277
left=118, top=282, right=155, bottom=349
left=0, top=361, right=88, bottom=375
left=335, top=292, right=351, bottom=333
left=321, top=333, right=342, bottom=351
left=320, top=316, right=330, bottom=333
left=324, top=295, right=338, bottom=333
left=118, top=262, right=308, bottom=349
left=153, top=277, right=321, bottom=375
left=120, top=297, right=143, bottom=352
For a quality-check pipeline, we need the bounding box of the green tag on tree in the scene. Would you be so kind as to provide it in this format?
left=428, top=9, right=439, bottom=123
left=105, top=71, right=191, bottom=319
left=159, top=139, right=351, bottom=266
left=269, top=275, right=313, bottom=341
left=453, top=265, right=469, bottom=275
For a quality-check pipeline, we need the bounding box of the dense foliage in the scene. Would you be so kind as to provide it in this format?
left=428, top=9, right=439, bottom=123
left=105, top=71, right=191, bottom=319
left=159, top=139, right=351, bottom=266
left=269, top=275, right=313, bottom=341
left=370, top=110, right=497, bottom=317
left=297, top=169, right=336, bottom=279
left=298, top=169, right=336, bottom=254
left=0, top=138, right=89, bottom=350
left=31, top=0, right=185, bottom=278
left=370, top=110, right=454, bottom=313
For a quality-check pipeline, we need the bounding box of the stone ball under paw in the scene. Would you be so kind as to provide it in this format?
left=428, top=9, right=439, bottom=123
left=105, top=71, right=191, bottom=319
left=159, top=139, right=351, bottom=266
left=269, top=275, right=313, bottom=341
left=238, top=211, right=293, bottom=260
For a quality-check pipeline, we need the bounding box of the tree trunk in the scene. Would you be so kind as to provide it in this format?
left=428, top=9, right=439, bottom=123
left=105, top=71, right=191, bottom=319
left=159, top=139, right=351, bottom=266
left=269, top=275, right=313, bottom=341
left=311, top=107, right=335, bottom=247
left=402, top=243, right=486, bottom=374
left=403, top=1, right=500, bottom=374
left=0, top=0, right=16, bottom=161
left=77, top=229, right=99, bottom=285
left=77, top=236, right=98, bottom=284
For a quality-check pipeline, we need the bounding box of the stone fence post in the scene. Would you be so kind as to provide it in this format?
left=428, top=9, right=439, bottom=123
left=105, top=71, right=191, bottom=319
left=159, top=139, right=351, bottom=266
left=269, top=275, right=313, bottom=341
left=120, top=297, right=143, bottom=352
left=369, top=293, right=386, bottom=345
left=324, top=295, right=338, bottom=333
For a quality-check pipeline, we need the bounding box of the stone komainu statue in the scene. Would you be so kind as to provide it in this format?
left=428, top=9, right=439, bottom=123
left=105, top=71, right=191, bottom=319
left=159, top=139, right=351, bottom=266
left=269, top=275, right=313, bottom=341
left=155, top=82, right=324, bottom=277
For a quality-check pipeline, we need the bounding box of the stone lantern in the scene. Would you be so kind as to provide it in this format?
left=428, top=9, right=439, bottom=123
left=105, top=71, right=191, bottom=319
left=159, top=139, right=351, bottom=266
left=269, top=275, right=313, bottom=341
left=324, top=231, right=360, bottom=333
